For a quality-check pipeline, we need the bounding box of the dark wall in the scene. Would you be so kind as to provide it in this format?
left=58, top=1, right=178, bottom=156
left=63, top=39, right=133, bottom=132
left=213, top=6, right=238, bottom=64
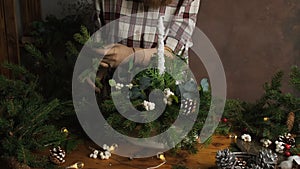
left=190, top=0, right=300, bottom=101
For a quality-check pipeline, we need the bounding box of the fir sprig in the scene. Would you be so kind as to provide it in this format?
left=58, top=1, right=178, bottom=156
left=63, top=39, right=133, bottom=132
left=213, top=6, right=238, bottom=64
left=290, top=66, right=300, bottom=91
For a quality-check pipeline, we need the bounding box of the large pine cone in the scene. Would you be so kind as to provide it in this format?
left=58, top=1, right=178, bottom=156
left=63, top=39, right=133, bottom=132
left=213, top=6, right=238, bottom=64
left=216, top=149, right=237, bottom=169
left=287, top=112, right=295, bottom=132
left=256, top=149, right=278, bottom=169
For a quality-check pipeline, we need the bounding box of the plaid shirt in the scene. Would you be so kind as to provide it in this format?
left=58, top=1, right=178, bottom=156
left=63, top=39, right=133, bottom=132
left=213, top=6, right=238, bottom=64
left=95, top=0, right=200, bottom=57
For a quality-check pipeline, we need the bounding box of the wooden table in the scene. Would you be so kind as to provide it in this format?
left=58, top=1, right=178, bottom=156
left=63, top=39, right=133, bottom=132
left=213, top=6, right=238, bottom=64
left=63, top=135, right=233, bottom=169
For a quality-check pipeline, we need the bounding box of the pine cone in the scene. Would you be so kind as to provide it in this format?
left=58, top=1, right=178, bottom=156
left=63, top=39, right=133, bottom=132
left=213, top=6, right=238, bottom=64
left=49, top=146, right=66, bottom=165
left=278, top=133, right=296, bottom=147
left=216, top=149, right=236, bottom=169
left=287, top=112, right=295, bottom=132
left=256, top=149, right=278, bottom=169
left=180, top=98, right=197, bottom=115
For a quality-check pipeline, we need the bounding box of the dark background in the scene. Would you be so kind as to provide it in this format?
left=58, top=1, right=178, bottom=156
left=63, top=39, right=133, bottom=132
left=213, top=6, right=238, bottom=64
left=190, top=0, right=300, bottom=101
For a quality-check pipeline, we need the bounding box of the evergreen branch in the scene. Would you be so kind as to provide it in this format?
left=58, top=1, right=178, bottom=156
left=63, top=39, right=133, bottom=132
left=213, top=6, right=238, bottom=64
left=73, top=25, right=90, bottom=44
left=65, top=41, right=79, bottom=57
left=2, top=63, right=36, bottom=81
left=24, top=44, right=46, bottom=63
left=15, top=99, right=60, bottom=139
left=290, top=66, right=300, bottom=91
left=263, top=71, right=283, bottom=91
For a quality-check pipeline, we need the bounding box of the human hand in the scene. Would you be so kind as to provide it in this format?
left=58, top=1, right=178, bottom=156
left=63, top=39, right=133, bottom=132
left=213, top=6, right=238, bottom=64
left=92, top=44, right=134, bottom=68
left=132, top=47, right=174, bottom=66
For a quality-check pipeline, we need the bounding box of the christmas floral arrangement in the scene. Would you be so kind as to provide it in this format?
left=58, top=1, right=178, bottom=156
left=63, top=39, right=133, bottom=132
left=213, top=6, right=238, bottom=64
left=97, top=17, right=207, bottom=152
left=62, top=21, right=211, bottom=153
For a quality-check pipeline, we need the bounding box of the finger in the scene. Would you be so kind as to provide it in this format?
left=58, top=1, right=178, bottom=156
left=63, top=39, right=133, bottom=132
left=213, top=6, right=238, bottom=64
left=99, top=61, right=110, bottom=68
left=81, top=46, right=107, bottom=59
left=103, top=46, right=116, bottom=56
left=101, top=56, right=115, bottom=64
left=101, top=57, right=118, bottom=68
left=91, top=47, right=109, bottom=56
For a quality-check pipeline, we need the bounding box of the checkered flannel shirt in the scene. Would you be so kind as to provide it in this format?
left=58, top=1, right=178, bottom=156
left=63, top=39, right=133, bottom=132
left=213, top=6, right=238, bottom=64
left=94, top=0, right=200, bottom=57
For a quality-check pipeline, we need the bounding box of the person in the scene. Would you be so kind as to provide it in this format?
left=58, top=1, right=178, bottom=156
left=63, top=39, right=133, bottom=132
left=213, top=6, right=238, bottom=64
left=92, top=0, right=201, bottom=69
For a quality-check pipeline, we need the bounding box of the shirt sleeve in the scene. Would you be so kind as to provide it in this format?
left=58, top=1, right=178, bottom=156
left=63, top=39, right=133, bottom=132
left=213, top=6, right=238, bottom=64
left=165, top=0, right=201, bottom=56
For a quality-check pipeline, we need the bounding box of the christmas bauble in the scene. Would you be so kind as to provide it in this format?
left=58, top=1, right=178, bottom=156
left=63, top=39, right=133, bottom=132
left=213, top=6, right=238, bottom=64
left=285, top=144, right=291, bottom=150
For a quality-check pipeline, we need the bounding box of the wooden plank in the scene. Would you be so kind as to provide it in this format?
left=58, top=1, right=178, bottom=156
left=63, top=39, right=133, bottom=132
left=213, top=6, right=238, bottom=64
left=21, top=0, right=41, bottom=34
left=0, top=0, right=9, bottom=76
left=3, top=0, right=19, bottom=65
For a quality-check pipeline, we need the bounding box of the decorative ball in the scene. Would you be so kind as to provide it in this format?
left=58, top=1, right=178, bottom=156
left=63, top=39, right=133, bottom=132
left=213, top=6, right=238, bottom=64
left=222, top=118, right=228, bottom=123
left=285, top=144, right=291, bottom=150
left=285, top=151, right=291, bottom=157
left=228, top=134, right=238, bottom=139
left=61, top=127, right=69, bottom=134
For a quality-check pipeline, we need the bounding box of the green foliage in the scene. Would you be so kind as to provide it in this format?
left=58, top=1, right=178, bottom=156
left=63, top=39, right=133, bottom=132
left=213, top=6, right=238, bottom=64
left=0, top=64, right=68, bottom=167
left=223, top=69, right=300, bottom=140
left=73, top=26, right=91, bottom=45
left=290, top=66, right=300, bottom=92
left=291, top=146, right=300, bottom=155
left=23, top=11, right=96, bottom=100
left=24, top=22, right=105, bottom=101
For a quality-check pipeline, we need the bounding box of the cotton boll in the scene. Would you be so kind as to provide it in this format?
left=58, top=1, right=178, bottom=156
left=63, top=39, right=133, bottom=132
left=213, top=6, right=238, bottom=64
left=93, top=150, right=99, bottom=155
left=148, top=102, right=155, bottom=110
left=105, top=151, right=111, bottom=157
left=92, top=154, right=98, bottom=159
left=126, top=83, right=133, bottom=89
left=103, top=144, right=109, bottom=151
left=241, top=134, right=251, bottom=142
left=109, top=144, right=118, bottom=152
left=100, top=154, right=105, bottom=160
left=163, top=98, right=168, bottom=104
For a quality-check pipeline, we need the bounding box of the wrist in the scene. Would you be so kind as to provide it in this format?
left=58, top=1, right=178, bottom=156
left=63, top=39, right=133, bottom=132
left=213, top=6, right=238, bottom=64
left=164, top=46, right=173, bottom=54
left=133, top=48, right=156, bottom=66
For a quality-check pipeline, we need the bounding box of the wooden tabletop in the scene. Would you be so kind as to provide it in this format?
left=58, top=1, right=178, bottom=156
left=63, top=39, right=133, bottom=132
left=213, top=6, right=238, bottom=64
left=63, top=135, right=233, bottom=169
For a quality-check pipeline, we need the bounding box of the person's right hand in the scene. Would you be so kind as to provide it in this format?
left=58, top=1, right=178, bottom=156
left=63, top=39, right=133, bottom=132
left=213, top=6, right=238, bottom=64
left=91, top=43, right=134, bottom=68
